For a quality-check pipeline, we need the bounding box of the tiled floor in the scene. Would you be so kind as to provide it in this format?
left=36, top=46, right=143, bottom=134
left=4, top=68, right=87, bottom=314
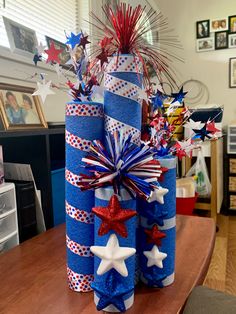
left=204, top=214, right=236, bottom=295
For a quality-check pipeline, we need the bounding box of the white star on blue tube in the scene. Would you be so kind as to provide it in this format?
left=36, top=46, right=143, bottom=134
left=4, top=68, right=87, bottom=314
left=144, top=245, right=167, bottom=268
left=90, top=234, right=136, bottom=277
left=147, top=187, right=169, bottom=204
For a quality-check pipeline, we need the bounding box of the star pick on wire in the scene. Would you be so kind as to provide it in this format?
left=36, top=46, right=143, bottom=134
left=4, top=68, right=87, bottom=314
left=143, top=245, right=167, bottom=268
left=192, top=124, right=212, bottom=141
left=91, top=271, right=132, bottom=312
left=44, top=41, right=63, bottom=64
left=32, top=80, right=55, bottom=103
left=96, top=49, right=109, bottom=66
left=33, top=54, right=42, bottom=65
left=90, top=234, right=136, bottom=277
left=79, top=35, right=90, bottom=49
left=36, top=42, right=46, bottom=55
left=183, top=118, right=202, bottom=130
left=171, top=86, right=187, bottom=104
left=206, top=121, right=220, bottom=134
left=92, top=195, right=136, bottom=238
left=66, top=32, right=82, bottom=49
left=145, top=225, right=166, bottom=246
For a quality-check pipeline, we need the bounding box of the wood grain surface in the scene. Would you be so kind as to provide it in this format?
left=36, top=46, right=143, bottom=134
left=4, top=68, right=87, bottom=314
left=0, top=215, right=215, bottom=314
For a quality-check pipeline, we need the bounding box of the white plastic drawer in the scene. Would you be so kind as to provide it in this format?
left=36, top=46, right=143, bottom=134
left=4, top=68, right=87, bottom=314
left=0, top=233, right=18, bottom=254
left=0, top=213, right=17, bottom=241
left=229, top=127, right=236, bottom=135
left=0, top=190, right=16, bottom=217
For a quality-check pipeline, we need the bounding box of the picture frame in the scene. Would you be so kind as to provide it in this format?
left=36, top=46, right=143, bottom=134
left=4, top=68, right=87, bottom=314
left=196, top=37, right=215, bottom=52
left=0, top=83, right=48, bottom=130
left=210, top=18, right=228, bottom=32
left=229, top=57, right=236, bottom=88
left=3, top=17, right=38, bottom=57
left=196, top=20, right=210, bottom=39
left=45, top=36, right=71, bottom=67
left=215, top=31, right=228, bottom=49
left=229, top=34, right=236, bottom=48
left=229, top=15, right=236, bottom=34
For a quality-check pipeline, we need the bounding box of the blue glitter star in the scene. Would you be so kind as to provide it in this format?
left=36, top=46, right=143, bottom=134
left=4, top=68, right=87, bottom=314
left=146, top=204, right=168, bottom=226
left=192, top=124, right=212, bottom=142
left=171, top=87, right=187, bottom=104
left=144, top=269, right=167, bottom=287
left=91, top=271, right=133, bottom=312
left=65, top=32, right=82, bottom=49
left=151, top=91, right=168, bottom=111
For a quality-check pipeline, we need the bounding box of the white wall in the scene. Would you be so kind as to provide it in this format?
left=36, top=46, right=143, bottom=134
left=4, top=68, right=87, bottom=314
left=150, top=0, right=236, bottom=125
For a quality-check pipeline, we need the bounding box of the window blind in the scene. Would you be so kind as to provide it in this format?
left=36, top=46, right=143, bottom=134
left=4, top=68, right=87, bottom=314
left=0, top=0, right=79, bottom=48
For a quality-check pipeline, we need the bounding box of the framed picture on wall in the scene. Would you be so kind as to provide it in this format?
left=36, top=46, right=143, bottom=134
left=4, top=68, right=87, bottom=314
left=215, top=31, right=228, bottom=49
left=229, top=58, right=236, bottom=88
left=196, top=37, right=215, bottom=52
left=196, top=20, right=210, bottom=39
left=3, top=17, right=38, bottom=57
left=0, top=83, right=48, bottom=130
left=229, top=34, right=236, bottom=48
left=228, top=15, right=236, bottom=34
left=210, top=18, right=228, bottom=32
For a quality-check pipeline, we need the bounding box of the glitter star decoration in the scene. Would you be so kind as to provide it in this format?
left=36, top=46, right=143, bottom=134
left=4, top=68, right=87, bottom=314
left=92, top=195, right=136, bottom=238
left=79, top=35, right=91, bottom=49
left=90, top=234, right=136, bottom=277
left=96, top=48, right=108, bottom=66
left=192, top=124, right=212, bottom=141
left=66, top=32, right=82, bottom=49
left=44, top=41, right=63, bottom=64
left=145, top=224, right=166, bottom=246
left=32, top=80, right=55, bottom=103
left=143, top=245, right=167, bottom=268
left=143, top=269, right=167, bottom=287
left=171, top=86, right=187, bottom=104
left=91, top=270, right=132, bottom=312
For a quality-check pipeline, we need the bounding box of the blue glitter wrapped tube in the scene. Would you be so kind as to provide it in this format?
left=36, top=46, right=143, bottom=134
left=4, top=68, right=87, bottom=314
left=65, top=101, right=103, bottom=292
left=139, top=156, right=176, bottom=287
left=92, top=187, right=137, bottom=312
left=104, top=54, right=143, bottom=286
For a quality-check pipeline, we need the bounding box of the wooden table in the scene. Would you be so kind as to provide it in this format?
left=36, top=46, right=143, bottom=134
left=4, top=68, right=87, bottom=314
left=0, top=215, right=215, bottom=314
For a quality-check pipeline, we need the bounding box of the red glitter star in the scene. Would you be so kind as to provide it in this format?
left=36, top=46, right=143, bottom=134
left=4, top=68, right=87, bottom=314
left=79, top=35, right=91, bottom=49
left=96, top=49, right=108, bottom=67
left=44, top=41, right=63, bottom=64
left=206, top=121, right=220, bottom=134
left=145, top=224, right=166, bottom=246
left=92, top=195, right=136, bottom=238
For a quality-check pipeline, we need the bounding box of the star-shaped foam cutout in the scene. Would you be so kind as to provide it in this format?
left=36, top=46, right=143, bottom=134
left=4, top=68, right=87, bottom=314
left=32, top=80, right=55, bottom=103
left=184, top=119, right=202, bottom=130
left=138, top=89, right=149, bottom=102
left=147, top=187, right=169, bottom=204
left=145, top=224, right=166, bottom=246
left=65, top=32, right=82, bottom=49
left=143, top=245, right=167, bottom=268
left=44, top=41, right=63, bottom=64
left=192, top=124, right=212, bottom=141
left=171, top=86, right=187, bottom=104
left=79, top=35, right=90, bottom=49
left=143, top=268, right=167, bottom=287
left=91, top=270, right=132, bottom=312
left=92, top=195, right=136, bottom=238
left=90, top=234, right=136, bottom=277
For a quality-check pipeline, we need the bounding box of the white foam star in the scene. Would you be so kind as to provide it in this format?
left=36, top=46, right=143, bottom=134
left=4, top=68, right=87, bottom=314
left=138, top=89, right=149, bottom=102
left=147, top=187, right=169, bottom=204
left=32, top=80, right=55, bottom=103
left=143, top=245, right=167, bottom=268
left=90, top=234, right=136, bottom=277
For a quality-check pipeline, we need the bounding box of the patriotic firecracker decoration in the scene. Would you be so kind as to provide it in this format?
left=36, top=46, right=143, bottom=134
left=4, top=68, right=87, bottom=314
left=65, top=101, right=103, bottom=292
left=56, top=2, right=223, bottom=313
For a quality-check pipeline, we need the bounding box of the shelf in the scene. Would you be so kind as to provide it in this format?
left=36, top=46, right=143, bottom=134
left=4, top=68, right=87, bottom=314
left=0, top=208, right=16, bottom=219
left=0, top=230, right=18, bottom=244
left=0, top=127, right=65, bottom=138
